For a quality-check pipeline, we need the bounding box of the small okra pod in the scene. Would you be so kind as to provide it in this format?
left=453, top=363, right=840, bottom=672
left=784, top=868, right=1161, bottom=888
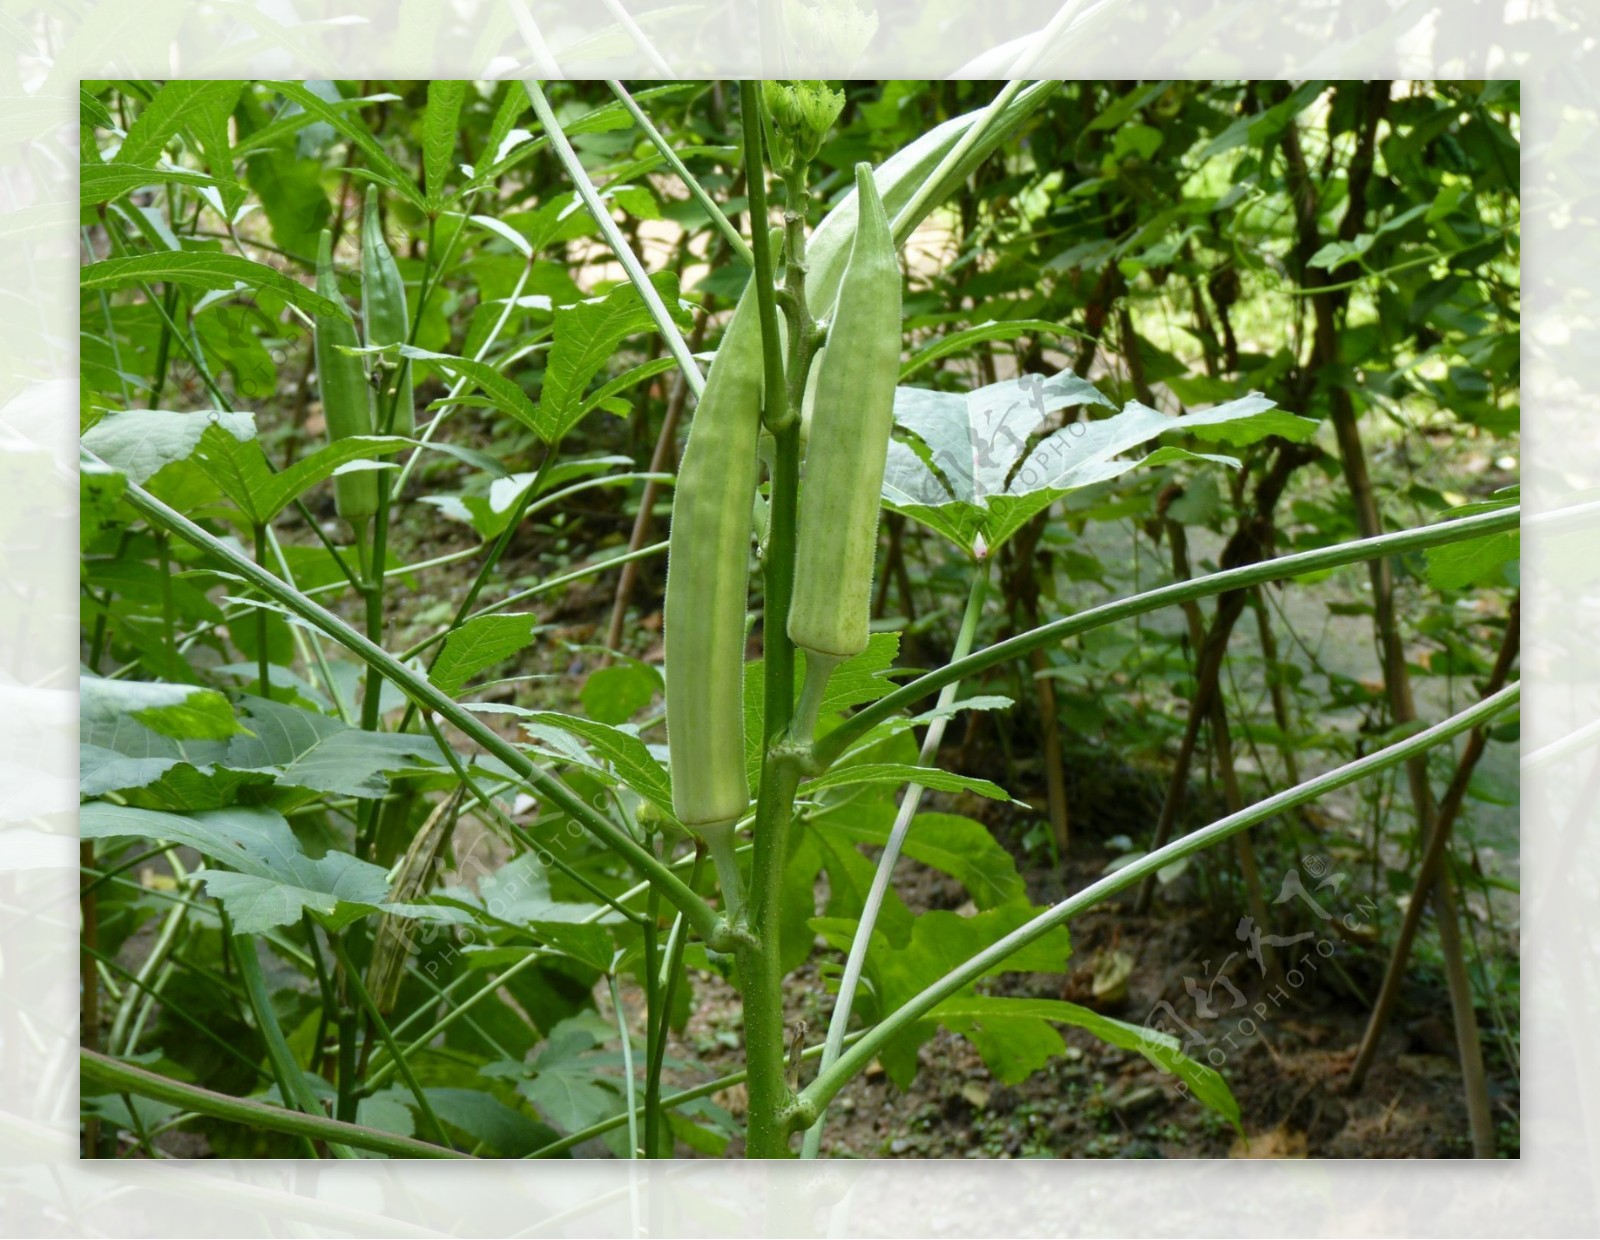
left=360, top=187, right=414, bottom=436
left=313, top=228, right=378, bottom=523
left=787, top=163, right=902, bottom=737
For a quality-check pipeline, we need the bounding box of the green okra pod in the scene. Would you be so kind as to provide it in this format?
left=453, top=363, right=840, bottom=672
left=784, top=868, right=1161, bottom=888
left=360, top=187, right=414, bottom=436
left=788, top=164, right=902, bottom=669
left=314, top=228, right=379, bottom=522
left=663, top=288, right=764, bottom=909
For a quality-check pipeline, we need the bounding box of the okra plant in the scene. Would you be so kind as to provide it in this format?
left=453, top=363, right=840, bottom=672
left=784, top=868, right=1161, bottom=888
left=79, top=79, right=1520, bottom=1160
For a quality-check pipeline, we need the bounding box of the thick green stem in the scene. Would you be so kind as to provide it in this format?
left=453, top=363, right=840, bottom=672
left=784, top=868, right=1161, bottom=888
left=80, top=1050, right=466, bottom=1159
left=813, top=506, right=1521, bottom=769
left=737, top=753, right=806, bottom=1158
left=734, top=128, right=815, bottom=1151
left=797, top=682, right=1521, bottom=1122
left=738, top=416, right=804, bottom=1157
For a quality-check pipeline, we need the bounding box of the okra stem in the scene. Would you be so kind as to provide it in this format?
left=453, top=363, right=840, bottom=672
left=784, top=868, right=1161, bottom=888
left=790, top=653, right=842, bottom=750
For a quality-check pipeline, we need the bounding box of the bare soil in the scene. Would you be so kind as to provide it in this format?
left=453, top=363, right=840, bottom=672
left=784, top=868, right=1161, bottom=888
left=663, top=759, right=1519, bottom=1160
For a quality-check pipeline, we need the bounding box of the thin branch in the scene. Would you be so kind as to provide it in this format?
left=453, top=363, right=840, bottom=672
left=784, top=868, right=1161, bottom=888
left=815, top=506, right=1521, bottom=767
left=524, top=80, right=705, bottom=399
left=606, top=80, right=752, bottom=266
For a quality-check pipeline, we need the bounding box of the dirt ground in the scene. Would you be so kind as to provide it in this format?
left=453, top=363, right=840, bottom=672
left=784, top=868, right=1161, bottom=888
left=657, top=765, right=1520, bottom=1160
left=666, top=879, right=1515, bottom=1158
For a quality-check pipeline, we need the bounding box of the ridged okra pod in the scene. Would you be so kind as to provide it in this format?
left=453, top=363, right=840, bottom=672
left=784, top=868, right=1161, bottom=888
left=788, top=164, right=902, bottom=693
left=314, top=228, right=378, bottom=522
left=663, top=288, right=764, bottom=907
left=360, top=187, right=414, bottom=436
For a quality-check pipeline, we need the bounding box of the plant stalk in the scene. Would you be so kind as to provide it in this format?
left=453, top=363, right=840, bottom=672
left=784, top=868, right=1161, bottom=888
left=801, top=558, right=990, bottom=1157
left=80, top=1049, right=466, bottom=1159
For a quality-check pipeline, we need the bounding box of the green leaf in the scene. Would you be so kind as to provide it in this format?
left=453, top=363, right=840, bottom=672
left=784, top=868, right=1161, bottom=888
left=1112, top=121, right=1164, bottom=162
left=519, top=1014, right=623, bottom=1135
left=575, top=354, right=684, bottom=423
left=1425, top=529, right=1519, bottom=591
left=355, top=1087, right=416, bottom=1140
left=421, top=454, right=637, bottom=539
left=807, top=763, right=1014, bottom=802
left=81, top=408, right=255, bottom=484
left=80, top=87, right=114, bottom=132
left=135, top=690, right=242, bottom=742
left=423, top=81, right=467, bottom=209
left=192, top=860, right=384, bottom=934
left=743, top=637, right=907, bottom=789
left=1308, top=236, right=1373, bottom=271
left=79, top=802, right=463, bottom=933
left=425, top=1087, right=553, bottom=1157
left=81, top=163, right=222, bottom=208
left=579, top=662, right=660, bottom=725
left=812, top=903, right=1072, bottom=1088
left=519, top=712, right=675, bottom=820
left=81, top=675, right=241, bottom=742
left=81, top=464, right=128, bottom=549
left=79, top=675, right=242, bottom=799
left=900, top=318, right=1084, bottom=380
left=1198, top=80, right=1325, bottom=160
left=527, top=923, right=618, bottom=972
left=264, top=81, right=425, bottom=210
left=225, top=695, right=448, bottom=798
left=81, top=252, right=349, bottom=322
left=538, top=273, right=692, bottom=443
left=115, top=80, right=242, bottom=167
left=885, top=378, right=1312, bottom=555
left=233, top=89, right=398, bottom=158
left=80, top=744, right=184, bottom=796
left=442, top=854, right=609, bottom=927
left=398, top=346, right=540, bottom=435
left=277, top=732, right=446, bottom=798
left=193, top=422, right=412, bottom=524
left=929, top=995, right=1241, bottom=1130
left=183, top=83, right=244, bottom=202
left=817, top=808, right=1025, bottom=910
left=430, top=614, right=542, bottom=697
left=814, top=634, right=904, bottom=714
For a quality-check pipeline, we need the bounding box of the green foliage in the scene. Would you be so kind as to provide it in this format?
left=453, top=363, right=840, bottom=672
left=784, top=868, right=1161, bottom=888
left=78, top=78, right=1517, bottom=1163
